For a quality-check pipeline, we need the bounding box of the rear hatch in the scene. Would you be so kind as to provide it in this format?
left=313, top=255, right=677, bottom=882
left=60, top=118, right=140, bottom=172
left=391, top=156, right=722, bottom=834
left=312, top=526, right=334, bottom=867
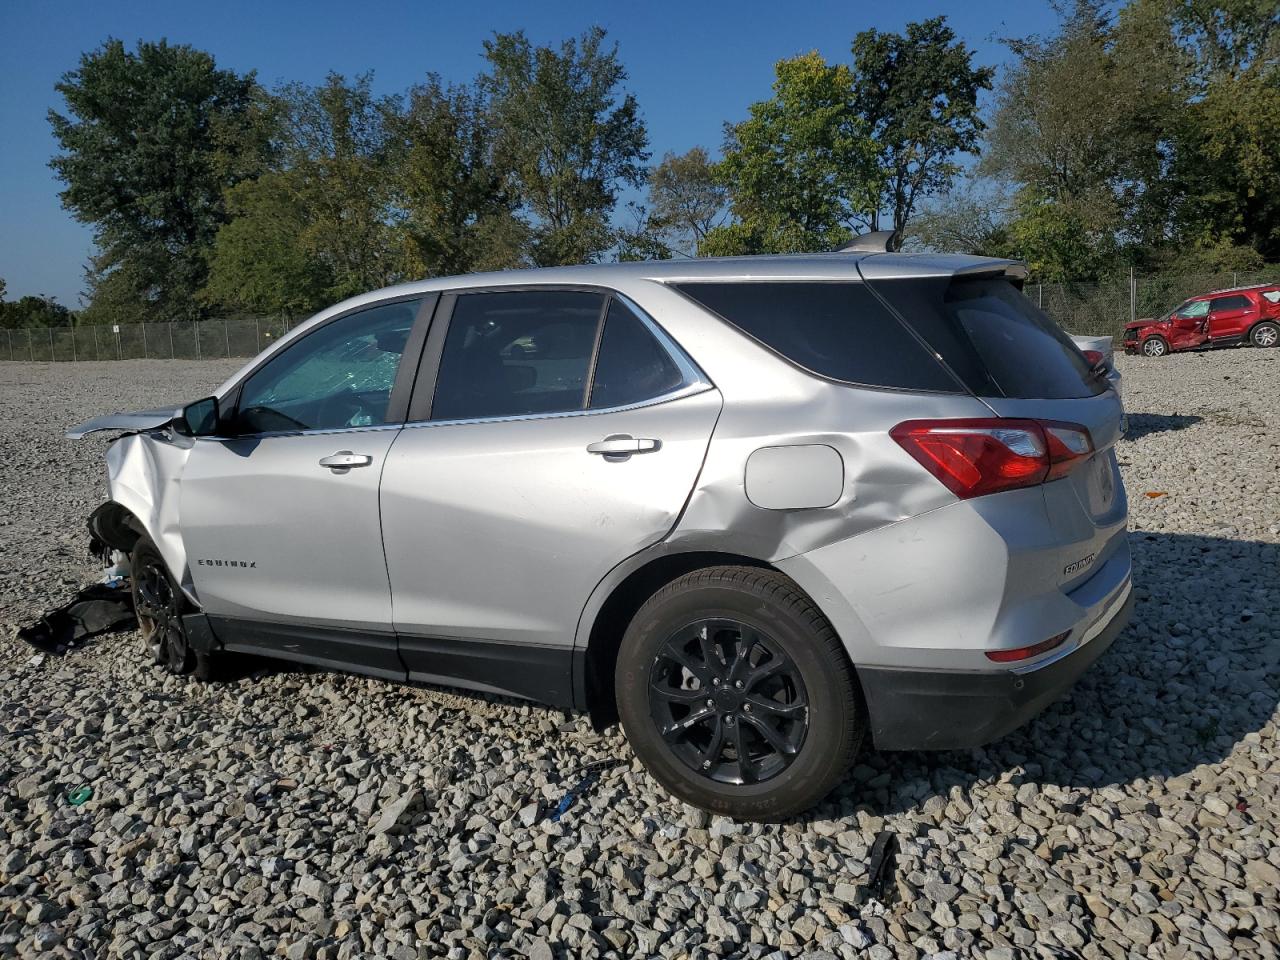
left=860, top=262, right=1127, bottom=591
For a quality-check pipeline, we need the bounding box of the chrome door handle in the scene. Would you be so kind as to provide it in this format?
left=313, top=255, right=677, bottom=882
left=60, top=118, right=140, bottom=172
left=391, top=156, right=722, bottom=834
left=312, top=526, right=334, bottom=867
left=319, top=451, right=372, bottom=471
left=586, top=436, right=660, bottom=457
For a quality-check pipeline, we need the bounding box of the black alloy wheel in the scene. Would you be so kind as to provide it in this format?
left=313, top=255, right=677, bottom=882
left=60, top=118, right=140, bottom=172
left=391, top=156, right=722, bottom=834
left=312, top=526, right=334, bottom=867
left=615, top=565, right=864, bottom=820
left=130, top=537, right=211, bottom=679
left=649, top=618, right=809, bottom=785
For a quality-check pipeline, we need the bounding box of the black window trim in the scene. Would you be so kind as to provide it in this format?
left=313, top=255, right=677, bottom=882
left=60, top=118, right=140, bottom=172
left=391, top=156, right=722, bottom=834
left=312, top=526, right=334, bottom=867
left=403, top=283, right=711, bottom=425
left=667, top=278, right=972, bottom=397
left=210, top=292, right=439, bottom=441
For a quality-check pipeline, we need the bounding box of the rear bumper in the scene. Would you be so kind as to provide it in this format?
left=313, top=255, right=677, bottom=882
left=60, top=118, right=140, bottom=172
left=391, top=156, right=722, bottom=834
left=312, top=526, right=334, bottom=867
left=860, top=588, right=1134, bottom=751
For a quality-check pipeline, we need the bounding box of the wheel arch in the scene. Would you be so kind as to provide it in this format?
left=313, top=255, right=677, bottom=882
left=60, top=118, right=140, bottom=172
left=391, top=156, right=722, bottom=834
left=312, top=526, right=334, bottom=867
left=577, top=547, right=866, bottom=731
left=1248, top=318, right=1279, bottom=344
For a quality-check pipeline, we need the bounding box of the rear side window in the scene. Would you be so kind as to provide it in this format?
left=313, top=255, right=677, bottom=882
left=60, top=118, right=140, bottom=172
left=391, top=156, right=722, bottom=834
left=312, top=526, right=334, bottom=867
left=589, top=299, right=686, bottom=409
left=674, top=282, right=959, bottom=392
left=430, top=290, right=604, bottom=420
left=1210, top=295, right=1250, bottom=311
left=870, top=276, right=1106, bottom=400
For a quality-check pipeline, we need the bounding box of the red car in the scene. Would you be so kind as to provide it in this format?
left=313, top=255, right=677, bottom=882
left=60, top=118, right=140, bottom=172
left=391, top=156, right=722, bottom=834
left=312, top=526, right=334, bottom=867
left=1124, top=283, right=1280, bottom=357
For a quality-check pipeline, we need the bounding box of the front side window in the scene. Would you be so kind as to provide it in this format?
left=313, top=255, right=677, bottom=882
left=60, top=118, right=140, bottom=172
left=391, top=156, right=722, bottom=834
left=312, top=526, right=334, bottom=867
left=236, top=300, right=418, bottom=434
left=430, top=290, right=604, bottom=420
left=1178, top=300, right=1210, bottom=319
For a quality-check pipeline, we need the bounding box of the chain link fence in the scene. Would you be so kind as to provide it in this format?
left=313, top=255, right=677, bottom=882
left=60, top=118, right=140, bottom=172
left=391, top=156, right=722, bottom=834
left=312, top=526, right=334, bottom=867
left=3, top=267, right=1277, bottom=361
left=1, top=317, right=295, bottom=362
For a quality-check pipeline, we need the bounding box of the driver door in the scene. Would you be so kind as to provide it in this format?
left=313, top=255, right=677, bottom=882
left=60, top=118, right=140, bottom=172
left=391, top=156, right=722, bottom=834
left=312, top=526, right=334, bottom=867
left=1170, top=300, right=1209, bottom=349
left=179, top=296, right=432, bottom=678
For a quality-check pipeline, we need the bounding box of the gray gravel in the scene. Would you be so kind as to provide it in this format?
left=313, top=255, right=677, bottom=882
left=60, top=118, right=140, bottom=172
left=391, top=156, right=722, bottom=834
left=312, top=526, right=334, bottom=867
left=2, top=353, right=1278, bottom=959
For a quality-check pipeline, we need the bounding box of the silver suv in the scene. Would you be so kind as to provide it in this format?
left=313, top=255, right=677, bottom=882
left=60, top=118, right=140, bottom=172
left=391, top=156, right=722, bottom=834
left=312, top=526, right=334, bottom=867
left=71, top=253, right=1132, bottom=819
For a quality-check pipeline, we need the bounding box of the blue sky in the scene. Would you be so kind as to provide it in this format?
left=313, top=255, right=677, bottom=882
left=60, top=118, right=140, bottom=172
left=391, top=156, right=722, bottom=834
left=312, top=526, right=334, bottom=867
left=0, top=0, right=1061, bottom=306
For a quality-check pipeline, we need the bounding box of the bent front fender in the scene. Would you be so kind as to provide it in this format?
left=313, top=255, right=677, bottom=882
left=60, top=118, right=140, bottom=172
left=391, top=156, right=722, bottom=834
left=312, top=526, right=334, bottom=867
left=103, top=432, right=196, bottom=601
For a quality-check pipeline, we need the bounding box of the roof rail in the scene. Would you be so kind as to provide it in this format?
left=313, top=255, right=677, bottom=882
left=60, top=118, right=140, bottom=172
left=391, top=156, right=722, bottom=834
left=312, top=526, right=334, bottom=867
left=834, top=230, right=899, bottom=254
left=1206, top=281, right=1276, bottom=295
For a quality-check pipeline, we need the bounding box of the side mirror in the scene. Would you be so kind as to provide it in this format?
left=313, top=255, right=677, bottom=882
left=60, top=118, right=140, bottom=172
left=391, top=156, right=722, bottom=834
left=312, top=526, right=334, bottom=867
left=177, top=397, right=220, bottom=437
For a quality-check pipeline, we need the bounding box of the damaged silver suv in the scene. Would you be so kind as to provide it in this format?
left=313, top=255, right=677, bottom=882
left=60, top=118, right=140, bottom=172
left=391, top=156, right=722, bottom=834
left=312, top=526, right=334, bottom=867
left=71, top=251, right=1132, bottom=819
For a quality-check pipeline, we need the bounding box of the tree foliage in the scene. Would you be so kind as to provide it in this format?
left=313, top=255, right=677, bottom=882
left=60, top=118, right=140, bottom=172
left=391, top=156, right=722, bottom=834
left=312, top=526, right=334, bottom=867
left=390, top=76, right=527, bottom=277
left=705, top=52, right=877, bottom=255
left=0, top=281, right=73, bottom=329
left=480, top=28, right=649, bottom=266
left=645, top=148, right=727, bottom=257
left=48, top=39, right=268, bottom=321
left=36, top=12, right=1280, bottom=325
left=849, top=17, right=993, bottom=243
left=976, top=0, right=1279, bottom=277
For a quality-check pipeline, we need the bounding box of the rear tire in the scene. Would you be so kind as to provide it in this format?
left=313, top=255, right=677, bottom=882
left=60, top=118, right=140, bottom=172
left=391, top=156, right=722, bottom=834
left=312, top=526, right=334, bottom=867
left=615, top=566, right=864, bottom=821
left=1251, top=321, right=1279, bottom=348
left=1141, top=336, right=1169, bottom=357
left=131, top=537, right=213, bottom=681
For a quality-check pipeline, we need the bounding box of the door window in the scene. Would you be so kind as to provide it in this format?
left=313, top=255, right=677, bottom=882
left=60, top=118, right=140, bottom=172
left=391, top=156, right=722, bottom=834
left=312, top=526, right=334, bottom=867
left=1209, top=295, right=1250, bottom=312
left=1177, top=300, right=1210, bottom=319
left=589, top=298, right=687, bottom=409
left=236, top=300, right=419, bottom=434
left=430, top=290, right=604, bottom=420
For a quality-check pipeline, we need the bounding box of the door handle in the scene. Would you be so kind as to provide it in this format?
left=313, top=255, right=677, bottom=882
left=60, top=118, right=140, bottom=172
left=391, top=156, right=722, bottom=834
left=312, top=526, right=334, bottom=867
left=586, top=435, right=660, bottom=458
left=319, top=451, right=373, bottom=471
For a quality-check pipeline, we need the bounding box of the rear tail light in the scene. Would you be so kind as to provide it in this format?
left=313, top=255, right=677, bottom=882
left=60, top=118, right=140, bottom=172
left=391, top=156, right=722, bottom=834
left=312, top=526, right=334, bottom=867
left=1082, top=349, right=1106, bottom=368
left=890, top=418, right=1094, bottom=499
left=985, top=630, right=1070, bottom=663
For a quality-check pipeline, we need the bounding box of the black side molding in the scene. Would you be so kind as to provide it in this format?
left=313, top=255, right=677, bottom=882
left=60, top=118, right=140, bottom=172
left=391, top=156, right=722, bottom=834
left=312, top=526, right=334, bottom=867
left=399, top=634, right=578, bottom=709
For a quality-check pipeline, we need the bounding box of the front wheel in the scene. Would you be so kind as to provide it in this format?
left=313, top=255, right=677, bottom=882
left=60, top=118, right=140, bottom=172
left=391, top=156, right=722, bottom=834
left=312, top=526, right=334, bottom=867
left=615, top=566, right=864, bottom=821
left=1251, top=321, right=1279, bottom=348
left=1142, top=336, right=1169, bottom=357
left=131, top=537, right=213, bottom=680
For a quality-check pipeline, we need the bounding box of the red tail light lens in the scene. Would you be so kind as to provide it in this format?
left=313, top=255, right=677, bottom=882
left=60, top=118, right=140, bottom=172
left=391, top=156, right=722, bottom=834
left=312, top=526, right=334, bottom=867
left=1082, top=349, right=1106, bottom=368
left=890, top=418, right=1094, bottom=499
left=985, top=630, right=1070, bottom=663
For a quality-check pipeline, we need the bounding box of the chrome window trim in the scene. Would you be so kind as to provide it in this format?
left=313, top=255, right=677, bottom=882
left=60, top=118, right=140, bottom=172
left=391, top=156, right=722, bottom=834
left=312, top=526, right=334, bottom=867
left=198, top=422, right=406, bottom=442
left=401, top=381, right=716, bottom=432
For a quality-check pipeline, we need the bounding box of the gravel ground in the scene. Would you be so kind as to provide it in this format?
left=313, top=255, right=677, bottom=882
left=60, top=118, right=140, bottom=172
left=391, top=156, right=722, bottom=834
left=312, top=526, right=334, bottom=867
left=1, top=353, right=1277, bottom=960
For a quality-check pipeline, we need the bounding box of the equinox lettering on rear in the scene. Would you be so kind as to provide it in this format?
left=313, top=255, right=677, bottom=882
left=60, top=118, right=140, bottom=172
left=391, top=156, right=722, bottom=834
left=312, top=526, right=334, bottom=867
left=1063, top=553, right=1096, bottom=576
left=197, top=558, right=257, bottom=568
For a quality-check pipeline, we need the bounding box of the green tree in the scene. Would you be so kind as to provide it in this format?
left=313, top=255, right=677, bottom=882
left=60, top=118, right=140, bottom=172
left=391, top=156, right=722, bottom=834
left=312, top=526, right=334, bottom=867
left=0, top=293, right=73, bottom=330
left=705, top=52, right=878, bottom=255
left=646, top=147, right=727, bottom=257
left=389, top=75, right=527, bottom=277
left=274, top=73, right=403, bottom=299
left=481, top=28, right=649, bottom=265
left=982, top=1, right=1187, bottom=276
left=907, top=180, right=1013, bottom=257
left=203, top=172, right=331, bottom=319
left=48, top=39, right=268, bottom=321
left=849, top=17, right=994, bottom=245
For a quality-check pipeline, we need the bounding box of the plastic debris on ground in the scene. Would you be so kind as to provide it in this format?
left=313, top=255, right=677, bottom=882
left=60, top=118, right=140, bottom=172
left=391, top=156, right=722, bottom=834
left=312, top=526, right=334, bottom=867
left=17, top=582, right=136, bottom=655
left=861, top=830, right=899, bottom=905
left=526, top=758, right=626, bottom=825
left=66, top=786, right=93, bottom=806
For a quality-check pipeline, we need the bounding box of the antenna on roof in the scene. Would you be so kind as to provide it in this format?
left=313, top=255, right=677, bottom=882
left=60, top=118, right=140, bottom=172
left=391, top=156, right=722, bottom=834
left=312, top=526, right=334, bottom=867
left=834, top=230, right=899, bottom=254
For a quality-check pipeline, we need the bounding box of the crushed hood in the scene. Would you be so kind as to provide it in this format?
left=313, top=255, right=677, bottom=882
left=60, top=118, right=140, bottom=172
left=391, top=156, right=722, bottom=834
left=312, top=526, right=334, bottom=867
left=66, top=406, right=181, bottom=440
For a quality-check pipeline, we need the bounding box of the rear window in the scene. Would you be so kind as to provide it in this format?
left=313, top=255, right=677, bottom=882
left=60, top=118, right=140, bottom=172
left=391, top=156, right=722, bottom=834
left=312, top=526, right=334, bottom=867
left=673, top=281, right=959, bottom=392
left=869, top=276, right=1106, bottom=400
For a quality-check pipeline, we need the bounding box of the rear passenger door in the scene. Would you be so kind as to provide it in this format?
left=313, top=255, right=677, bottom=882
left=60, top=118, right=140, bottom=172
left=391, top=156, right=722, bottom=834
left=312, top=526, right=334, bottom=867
left=1206, top=294, right=1255, bottom=341
left=378, top=288, right=721, bottom=704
